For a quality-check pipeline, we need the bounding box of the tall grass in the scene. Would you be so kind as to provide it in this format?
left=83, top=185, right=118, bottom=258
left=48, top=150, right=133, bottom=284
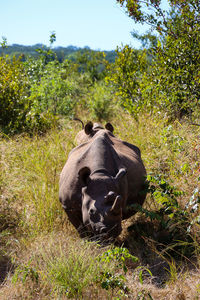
left=0, top=112, right=200, bottom=299
left=1, top=126, right=76, bottom=235
left=10, top=234, right=118, bottom=299
left=115, top=113, right=200, bottom=199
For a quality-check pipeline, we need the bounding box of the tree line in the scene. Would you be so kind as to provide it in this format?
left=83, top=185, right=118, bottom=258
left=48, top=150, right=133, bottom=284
left=0, top=43, right=116, bottom=63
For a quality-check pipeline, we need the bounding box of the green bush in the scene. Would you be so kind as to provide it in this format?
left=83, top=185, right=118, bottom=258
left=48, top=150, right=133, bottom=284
left=0, top=55, right=59, bottom=135
left=0, top=55, right=29, bottom=134
left=106, top=46, right=148, bottom=119
left=88, top=82, right=114, bottom=121
left=29, top=61, right=76, bottom=117
left=76, top=49, right=107, bottom=83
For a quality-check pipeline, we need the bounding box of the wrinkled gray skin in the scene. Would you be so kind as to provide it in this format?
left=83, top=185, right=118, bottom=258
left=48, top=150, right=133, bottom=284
left=59, top=121, right=146, bottom=241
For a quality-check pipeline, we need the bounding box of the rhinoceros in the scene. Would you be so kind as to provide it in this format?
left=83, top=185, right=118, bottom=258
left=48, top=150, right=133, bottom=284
left=59, top=121, right=147, bottom=240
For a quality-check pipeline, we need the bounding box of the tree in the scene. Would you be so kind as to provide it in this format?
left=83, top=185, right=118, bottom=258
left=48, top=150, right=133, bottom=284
left=35, top=32, right=57, bottom=65
left=29, top=61, right=76, bottom=117
left=76, top=49, right=107, bottom=83
left=115, top=0, right=200, bottom=118
left=106, top=46, right=148, bottom=119
left=117, top=0, right=200, bottom=36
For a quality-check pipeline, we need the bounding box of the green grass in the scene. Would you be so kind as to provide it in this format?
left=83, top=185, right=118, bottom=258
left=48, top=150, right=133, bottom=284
left=11, top=235, right=119, bottom=299
left=0, top=112, right=200, bottom=299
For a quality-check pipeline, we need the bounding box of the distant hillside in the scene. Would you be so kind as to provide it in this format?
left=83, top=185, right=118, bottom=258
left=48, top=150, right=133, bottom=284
left=0, top=44, right=117, bottom=63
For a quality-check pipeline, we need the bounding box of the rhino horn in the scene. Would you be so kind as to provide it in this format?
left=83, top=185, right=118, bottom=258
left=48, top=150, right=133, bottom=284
left=104, top=191, right=116, bottom=205
left=114, top=168, right=127, bottom=181
left=110, top=195, right=122, bottom=216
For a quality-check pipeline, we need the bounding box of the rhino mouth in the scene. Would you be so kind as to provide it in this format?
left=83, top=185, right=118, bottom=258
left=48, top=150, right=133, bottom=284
left=78, top=220, right=122, bottom=242
left=90, top=223, right=122, bottom=242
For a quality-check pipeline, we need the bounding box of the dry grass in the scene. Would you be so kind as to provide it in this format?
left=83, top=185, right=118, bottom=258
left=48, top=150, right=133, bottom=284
left=0, top=112, right=200, bottom=299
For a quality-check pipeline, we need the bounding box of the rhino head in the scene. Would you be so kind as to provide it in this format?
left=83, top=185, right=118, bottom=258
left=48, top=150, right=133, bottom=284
left=78, top=167, right=127, bottom=241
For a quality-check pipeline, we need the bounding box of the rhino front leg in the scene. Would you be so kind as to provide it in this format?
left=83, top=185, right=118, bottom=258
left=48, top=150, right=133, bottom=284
left=65, top=209, right=89, bottom=238
left=65, top=209, right=82, bottom=229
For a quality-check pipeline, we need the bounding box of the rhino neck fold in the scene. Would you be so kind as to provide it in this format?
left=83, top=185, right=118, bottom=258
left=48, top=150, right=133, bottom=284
left=90, top=168, right=111, bottom=177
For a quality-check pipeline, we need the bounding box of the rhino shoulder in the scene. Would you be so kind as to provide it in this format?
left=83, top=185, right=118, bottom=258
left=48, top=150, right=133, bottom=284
left=121, top=141, right=141, bottom=157
left=110, top=135, right=141, bottom=158
left=68, top=141, right=90, bottom=157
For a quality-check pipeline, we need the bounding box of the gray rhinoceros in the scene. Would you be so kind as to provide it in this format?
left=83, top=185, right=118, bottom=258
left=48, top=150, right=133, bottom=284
left=59, top=121, right=147, bottom=240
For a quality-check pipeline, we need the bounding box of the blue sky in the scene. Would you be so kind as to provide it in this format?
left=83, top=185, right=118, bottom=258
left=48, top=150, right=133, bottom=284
left=0, top=0, right=168, bottom=50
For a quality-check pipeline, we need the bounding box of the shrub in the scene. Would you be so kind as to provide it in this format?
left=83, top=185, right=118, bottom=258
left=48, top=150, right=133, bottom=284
left=88, top=82, right=114, bottom=121
left=106, top=46, right=148, bottom=120
left=29, top=61, right=76, bottom=117
left=0, top=55, right=29, bottom=134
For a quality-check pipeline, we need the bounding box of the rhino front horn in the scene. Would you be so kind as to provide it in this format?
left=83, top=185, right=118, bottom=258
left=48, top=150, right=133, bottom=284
left=110, top=195, right=122, bottom=216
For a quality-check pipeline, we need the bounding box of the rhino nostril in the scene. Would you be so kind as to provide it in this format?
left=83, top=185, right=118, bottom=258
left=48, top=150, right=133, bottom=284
left=89, top=208, right=95, bottom=215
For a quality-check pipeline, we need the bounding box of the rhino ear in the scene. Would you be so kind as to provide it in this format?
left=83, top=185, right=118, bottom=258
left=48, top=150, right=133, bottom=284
left=78, top=167, right=91, bottom=186
left=114, top=168, right=127, bottom=181
left=85, top=121, right=93, bottom=135
left=105, top=123, right=114, bottom=133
